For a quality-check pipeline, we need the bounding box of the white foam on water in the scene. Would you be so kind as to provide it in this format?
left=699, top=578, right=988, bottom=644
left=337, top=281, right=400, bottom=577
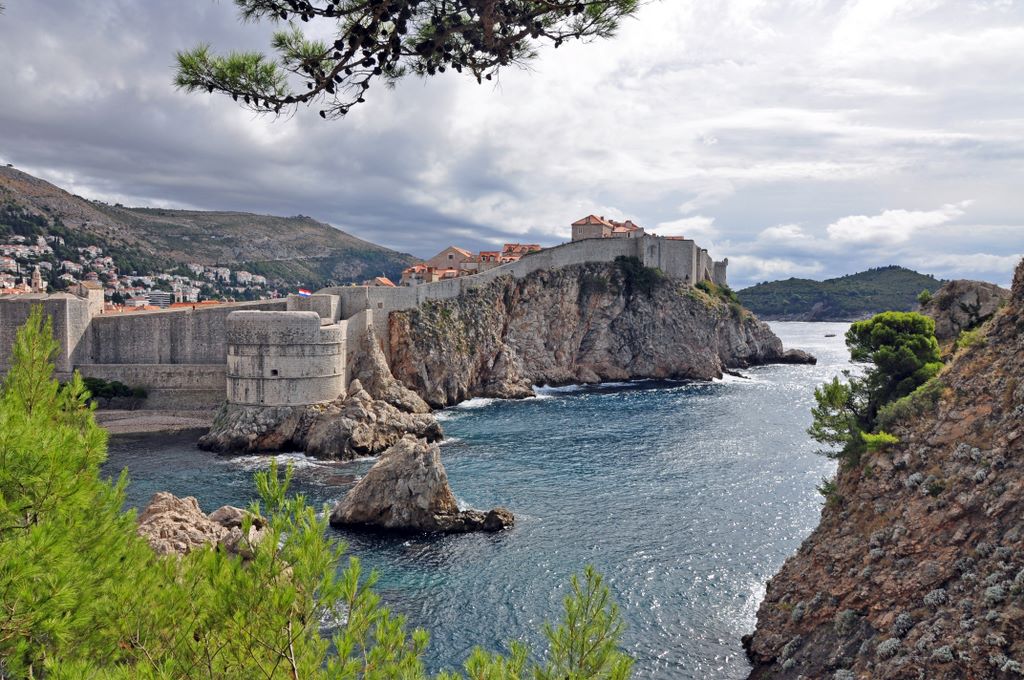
left=225, top=452, right=326, bottom=471
left=713, top=372, right=764, bottom=385
left=439, top=436, right=463, bottom=446
left=455, top=397, right=498, bottom=409
left=532, top=384, right=585, bottom=395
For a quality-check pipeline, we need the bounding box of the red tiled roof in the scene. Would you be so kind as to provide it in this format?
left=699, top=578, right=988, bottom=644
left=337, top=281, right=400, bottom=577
left=572, top=214, right=615, bottom=227
left=403, top=263, right=430, bottom=274
left=373, top=276, right=397, bottom=287
left=609, top=219, right=642, bottom=232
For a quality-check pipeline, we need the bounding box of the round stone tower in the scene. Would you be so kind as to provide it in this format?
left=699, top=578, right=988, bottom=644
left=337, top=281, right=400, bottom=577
left=225, top=310, right=345, bottom=406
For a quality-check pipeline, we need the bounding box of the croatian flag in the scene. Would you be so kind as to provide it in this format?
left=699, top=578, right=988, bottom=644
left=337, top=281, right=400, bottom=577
left=297, top=289, right=312, bottom=297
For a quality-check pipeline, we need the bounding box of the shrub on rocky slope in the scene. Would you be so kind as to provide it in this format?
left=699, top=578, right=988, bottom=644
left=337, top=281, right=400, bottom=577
left=746, top=258, right=1024, bottom=680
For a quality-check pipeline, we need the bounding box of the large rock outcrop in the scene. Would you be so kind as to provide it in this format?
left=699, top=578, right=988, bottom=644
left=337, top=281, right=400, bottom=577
left=136, top=492, right=265, bottom=557
left=388, top=262, right=805, bottom=408
left=198, top=328, right=442, bottom=459
left=330, top=436, right=514, bottom=533
left=746, top=258, right=1024, bottom=679
left=921, top=279, right=1011, bottom=343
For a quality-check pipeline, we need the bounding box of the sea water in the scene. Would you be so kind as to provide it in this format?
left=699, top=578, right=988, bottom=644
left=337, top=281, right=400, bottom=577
left=104, top=322, right=851, bottom=679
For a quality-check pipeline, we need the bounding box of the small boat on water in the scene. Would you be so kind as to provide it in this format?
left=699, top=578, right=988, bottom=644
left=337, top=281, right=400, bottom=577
left=824, top=333, right=837, bottom=337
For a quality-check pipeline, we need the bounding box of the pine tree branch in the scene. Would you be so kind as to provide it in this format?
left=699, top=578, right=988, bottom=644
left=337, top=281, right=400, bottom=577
left=175, top=0, right=640, bottom=118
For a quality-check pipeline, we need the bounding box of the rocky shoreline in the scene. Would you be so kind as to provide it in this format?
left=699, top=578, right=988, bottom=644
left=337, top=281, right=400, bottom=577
left=156, top=263, right=816, bottom=535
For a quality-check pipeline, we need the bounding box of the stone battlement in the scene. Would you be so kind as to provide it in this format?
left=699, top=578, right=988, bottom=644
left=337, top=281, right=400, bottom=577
left=1, top=234, right=727, bottom=410
left=319, top=234, right=727, bottom=323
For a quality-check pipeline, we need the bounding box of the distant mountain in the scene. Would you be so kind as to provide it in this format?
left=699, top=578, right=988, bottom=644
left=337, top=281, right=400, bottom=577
left=0, top=165, right=416, bottom=288
left=738, top=266, right=945, bottom=321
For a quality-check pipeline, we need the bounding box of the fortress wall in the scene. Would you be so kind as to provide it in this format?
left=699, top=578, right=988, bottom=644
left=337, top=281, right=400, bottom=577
left=713, top=259, right=729, bottom=288
left=343, top=309, right=374, bottom=368
left=318, top=236, right=716, bottom=360
left=0, top=295, right=92, bottom=374
left=320, top=237, right=651, bottom=320
left=287, top=293, right=340, bottom=322
left=77, top=364, right=228, bottom=410
left=640, top=238, right=696, bottom=283
left=226, top=310, right=346, bottom=406
left=85, top=300, right=286, bottom=365
left=696, top=249, right=713, bottom=282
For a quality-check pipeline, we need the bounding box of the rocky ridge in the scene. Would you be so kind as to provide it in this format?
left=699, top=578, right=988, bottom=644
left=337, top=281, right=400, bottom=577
left=0, top=165, right=416, bottom=286
left=746, top=258, right=1024, bottom=680
left=387, top=261, right=809, bottom=408
left=329, top=436, right=514, bottom=533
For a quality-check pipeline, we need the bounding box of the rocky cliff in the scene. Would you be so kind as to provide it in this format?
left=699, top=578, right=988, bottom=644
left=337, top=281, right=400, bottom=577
left=388, top=261, right=807, bottom=408
left=746, top=259, right=1024, bottom=679
left=921, top=279, right=1011, bottom=344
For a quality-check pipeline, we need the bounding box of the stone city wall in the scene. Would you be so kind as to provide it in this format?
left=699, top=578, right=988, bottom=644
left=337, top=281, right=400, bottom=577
left=0, top=296, right=286, bottom=406
left=317, top=235, right=727, bottom=359
left=85, top=300, right=286, bottom=365
left=1, top=235, right=728, bottom=411
left=77, top=364, right=228, bottom=410
left=0, top=293, right=92, bottom=375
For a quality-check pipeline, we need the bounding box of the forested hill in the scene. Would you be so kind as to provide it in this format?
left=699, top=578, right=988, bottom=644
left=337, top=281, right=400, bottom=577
left=738, top=266, right=944, bottom=321
left=0, top=166, right=416, bottom=288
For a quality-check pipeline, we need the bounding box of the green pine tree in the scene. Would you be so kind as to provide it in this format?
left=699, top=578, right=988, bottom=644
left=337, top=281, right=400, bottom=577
left=0, top=306, right=634, bottom=679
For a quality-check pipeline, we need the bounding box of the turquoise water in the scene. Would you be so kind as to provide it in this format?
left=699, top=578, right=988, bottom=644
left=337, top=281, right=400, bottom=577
left=104, top=322, right=850, bottom=679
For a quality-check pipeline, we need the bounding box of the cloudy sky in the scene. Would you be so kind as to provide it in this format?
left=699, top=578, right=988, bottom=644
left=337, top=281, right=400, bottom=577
left=1, top=0, right=1022, bottom=288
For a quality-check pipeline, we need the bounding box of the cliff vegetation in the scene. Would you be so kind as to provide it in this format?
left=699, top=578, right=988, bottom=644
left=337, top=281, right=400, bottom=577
left=746, top=258, right=1024, bottom=679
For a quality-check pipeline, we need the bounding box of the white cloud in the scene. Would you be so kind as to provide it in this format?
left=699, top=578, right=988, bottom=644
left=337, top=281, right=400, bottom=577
left=758, top=224, right=811, bottom=243
left=826, top=201, right=973, bottom=245
left=655, top=216, right=718, bottom=241
left=0, top=0, right=1020, bottom=280
left=728, top=255, right=826, bottom=283
left=904, top=252, right=1023, bottom=282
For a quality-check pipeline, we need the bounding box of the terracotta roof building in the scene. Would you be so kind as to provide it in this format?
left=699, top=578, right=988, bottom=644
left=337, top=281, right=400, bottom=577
left=571, top=215, right=646, bottom=241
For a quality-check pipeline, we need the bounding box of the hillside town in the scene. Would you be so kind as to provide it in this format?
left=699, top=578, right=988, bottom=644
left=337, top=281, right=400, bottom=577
left=0, top=232, right=277, bottom=310
left=1, top=213, right=664, bottom=305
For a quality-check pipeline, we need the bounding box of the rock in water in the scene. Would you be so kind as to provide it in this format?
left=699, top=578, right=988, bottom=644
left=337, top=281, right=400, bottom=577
left=329, top=436, right=514, bottom=533
left=137, top=492, right=265, bottom=557
left=778, top=348, right=817, bottom=365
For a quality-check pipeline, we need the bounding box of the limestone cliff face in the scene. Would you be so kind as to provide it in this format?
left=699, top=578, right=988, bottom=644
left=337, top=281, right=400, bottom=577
left=746, top=259, right=1024, bottom=680
left=921, top=278, right=1011, bottom=344
left=387, top=262, right=794, bottom=408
